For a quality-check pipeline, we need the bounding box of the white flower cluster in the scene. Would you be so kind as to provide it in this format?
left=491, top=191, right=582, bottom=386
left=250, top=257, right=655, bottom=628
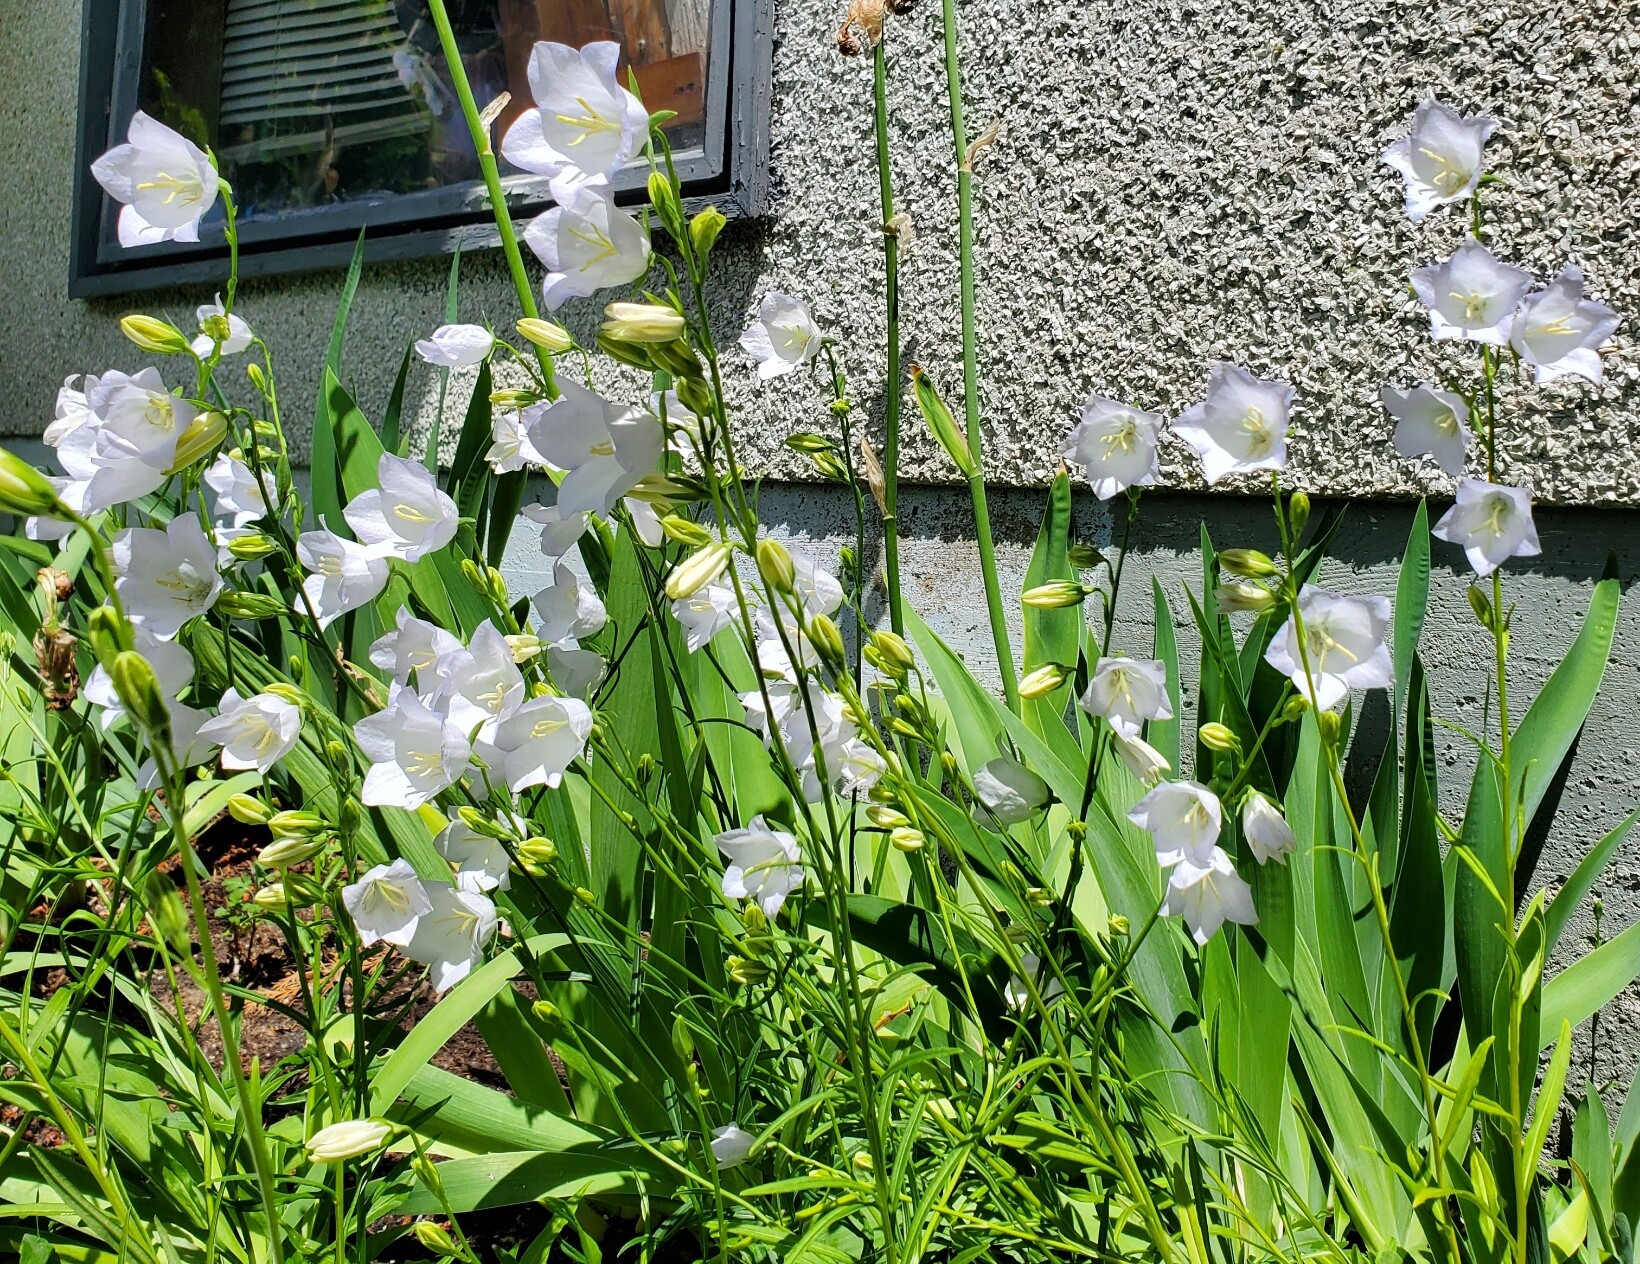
left=341, top=851, right=500, bottom=993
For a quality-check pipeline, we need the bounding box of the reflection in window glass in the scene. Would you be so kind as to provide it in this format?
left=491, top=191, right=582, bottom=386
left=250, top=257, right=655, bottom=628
left=136, top=0, right=711, bottom=225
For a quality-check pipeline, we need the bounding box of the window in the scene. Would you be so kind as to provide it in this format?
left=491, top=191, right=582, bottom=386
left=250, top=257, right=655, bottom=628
left=69, top=0, right=771, bottom=296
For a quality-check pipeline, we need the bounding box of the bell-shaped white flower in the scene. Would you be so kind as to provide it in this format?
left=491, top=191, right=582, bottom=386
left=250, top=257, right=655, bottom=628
left=296, top=526, right=389, bottom=629
left=1061, top=396, right=1165, bottom=499
left=1411, top=239, right=1533, bottom=346
left=433, top=622, right=526, bottom=742
left=112, top=517, right=222, bottom=639
left=434, top=814, right=518, bottom=893
left=486, top=407, right=548, bottom=474
left=525, top=380, right=664, bottom=517
left=197, top=687, right=301, bottom=773
left=191, top=295, right=254, bottom=357
left=1111, top=729, right=1172, bottom=785
left=710, top=1124, right=757, bottom=1170
left=341, top=858, right=431, bottom=948
left=739, top=293, right=822, bottom=379
left=1003, top=953, right=1066, bottom=1012
left=524, top=189, right=651, bottom=310
left=546, top=644, right=606, bottom=698
left=343, top=453, right=459, bottom=562
left=84, top=624, right=194, bottom=731
left=671, top=583, right=741, bottom=652
left=1380, top=97, right=1495, bottom=222
left=57, top=369, right=202, bottom=512
left=1163, top=846, right=1258, bottom=945
left=405, top=883, right=499, bottom=992
left=1509, top=265, right=1620, bottom=385
left=1265, top=586, right=1393, bottom=711
left=1432, top=478, right=1540, bottom=577
left=136, top=700, right=220, bottom=791
left=973, top=754, right=1052, bottom=824
left=1172, top=364, right=1294, bottom=485
left=45, top=374, right=99, bottom=448
left=482, top=693, right=594, bottom=792
left=203, top=453, right=277, bottom=527
left=354, top=684, right=472, bottom=809
left=414, top=323, right=494, bottom=369
left=90, top=111, right=218, bottom=247
left=500, top=40, right=649, bottom=208
left=1240, top=791, right=1297, bottom=865
left=533, top=560, right=607, bottom=643
left=369, top=609, right=463, bottom=684
left=521, top=502, right=591, bottom=561
left=791, top=551, right=844, bottom=618
left=1127, top=780, right=1222, bottom=869
left=1079, top=656, right=1173, bottom=737
left=1382, top=383, right=1472, bottom=476
left=717, top=815, right=804, bottom=917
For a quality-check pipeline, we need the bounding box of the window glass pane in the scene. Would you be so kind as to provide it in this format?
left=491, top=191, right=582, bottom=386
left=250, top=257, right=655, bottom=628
left=135, top=0, right=712, bottom=226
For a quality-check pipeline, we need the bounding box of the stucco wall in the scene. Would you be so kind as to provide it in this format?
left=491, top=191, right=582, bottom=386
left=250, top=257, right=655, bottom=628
left=3, top=0, right=1638, bottom=502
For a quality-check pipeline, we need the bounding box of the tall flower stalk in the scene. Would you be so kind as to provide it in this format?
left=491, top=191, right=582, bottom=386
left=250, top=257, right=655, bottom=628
left=871, top=41, right=905, bottom=636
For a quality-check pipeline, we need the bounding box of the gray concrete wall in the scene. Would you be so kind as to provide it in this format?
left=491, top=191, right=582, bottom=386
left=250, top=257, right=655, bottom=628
left=3, top=0, right=1638, bottom=501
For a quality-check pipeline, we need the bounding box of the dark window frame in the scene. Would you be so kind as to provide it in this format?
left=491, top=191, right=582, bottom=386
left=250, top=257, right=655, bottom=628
left=68, top=0, right=772, bottom=298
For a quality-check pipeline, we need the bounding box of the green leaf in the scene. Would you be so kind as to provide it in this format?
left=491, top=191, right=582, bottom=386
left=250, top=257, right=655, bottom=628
left=1545, top=807, right=1640, bottom=957
left=310, top=230, right=367, bottom=528
left=1541, top=919, right=1640, bottom=1044
left=379, top=344, right=415, bottom=457
left=1019, top=471, right=1079, bottom=740
left=1149, top=578, right=1181, bottom=772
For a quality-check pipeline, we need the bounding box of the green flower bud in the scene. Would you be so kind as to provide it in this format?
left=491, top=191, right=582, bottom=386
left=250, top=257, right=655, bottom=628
left=689, top=204, right=727, bottom=257
left=1466, top=584, right=1494, bottom=631
left=1067, top=542, right=1106, bottom=569
left=1215, top=581, right=1276, bottom=614
left=257, top=837, right=326, bottom=869
left=168, top=411, right=227, bottom=470
left=675, top=374, right=715, bottom=418
left=251, top=882, right=288, bottom=911
left=111, top=650, right=171, bottom=740
left=268, top=810, right=325, bottom=839
left=1287, top=491, right=1311, bottom=540
left=412, top=1223, right=458, bottom=1257
left=0, top=447, right=66, bottom=516
left=660, top=515, right=715, bottom=547
left=869, top=630, right=915, bottom=673
left=649, top=339, right=705, bottom=381
left=909, top=364, right=977, bottom=477
left=338, top=797, right=363, bottom=837
left=867, top=804, right=910, bottom=829
left=1280, top=694, right=1310, bottom=722
left=671, top=1014, right=695, bottom=1060
left=595, top=332, right=656, bottom=369
left=1022, top=581, right=1087, bottom=609
left=516, top=836, right=558, bottom=873
left=489, top=388, right=541, bottom=410
left=120, top=314, right=192, bottom=356
left=1317, top=710, right=1341, bottom=744
left=647, top=169, right=683, bottom=234
left=756, top=538, right=795, bottom=593
left=264, top=682, right=305, bottom=707
left=228, top=794, right=273, bottom=825
left=226, top=533, right=280, bottom=561
left=1017, top=664, right=1067, bottom=699
left=457, top=806, right=512, bottom=840
left=807, top=613, right=846, bottom=670
left=726, top=955, right=770, bottom=985
left=246, top=362, right=269, bottom=395
left=85, top=606, right=129, bottom=670
left=144, top=872, right=189, bottom=954
left=516, top=318, right=575, bottom=353
left=601, top=302, right=687, bottom=344
left=215, top=591, right=287, bottom=620
left=411, top=1154, right=445, bottom=1199
left=1219, top=549, right=1279, bottom=579
left=889, top=826, right=925, bottom=852
left=1198, top=722, right=1240, bottom=753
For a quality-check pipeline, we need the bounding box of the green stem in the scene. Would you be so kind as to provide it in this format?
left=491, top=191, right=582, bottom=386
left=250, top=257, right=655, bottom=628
left=424, top=0, right=556, bottom=396
left=871, top=42, right=904, bottom=636
left=938, top=0, right=1017, bottom=711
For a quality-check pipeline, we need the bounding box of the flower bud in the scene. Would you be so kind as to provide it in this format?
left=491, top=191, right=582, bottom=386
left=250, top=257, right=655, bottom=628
left=595, top=332, right=655, bottom=369
left=120, top=314, right=192, bottom=356
left=665, top=544, right=731, bottom=600
left=1218, top=549, right=1279, bottom=580
left=516, top=837, right=558, bottom=872
left=1287, top=491, right=1311, bottom=541
left=1466, top=584, right=1494, bottom=631
left=257, top=837, right=326, bottom=869
left=412, top=1223, right=458, bottom=1257
left=889, top=826, right=925, bottom=852
left=660, top=515, right=715, bottom=547
left=1067, top=542, right=1106, bottom=569
left=649, top=339, right=704, bottom=381
left=215, top=591, right=287, bottom=620
left=671, top=1013, right=695, bottom=1060
left=1018, top=664, right=1067, bottom=699
left=339, top=796, right=363, bottom=837
left=1317, top=710, right=1342, bottom=744
left=226, top=533, right=280, bottom=562
left=268, top=810, right=325, bottom=839
left=264, top=682, right=306, bottom=707
left=169, top=411, right=228, bottom=471
left=246, top=362, right=269, bottom=395
left=111, top=650, right=171, bottom=739
left=689, top=205, right=727, bottom=257
left=869, top=630, right=915, bottom=673
left=726, top=955, right=770, bottom=984
left=411, top=1154, right=445, bottom=1199
left=647, top=169, right=683, bottom=234
left=601, top=302, right=687, bottom=344
left=228, top=793, right=273, bottom=825
left=305, top=1119, right=392, bottom=1163
left=504, top=633, right=543, bottom=663
left=807, top=614, right=846, bottom=670
left=675, top=374, right=715, bottom=418
left=85, top=605, right=129, bottom=669
left=0, top=447, right=65, bottom=516
left=1280, top=694, right=1310, bottom=722
left=756, top=539, right=795, bottom=593
left=490, top=388, right=541, bottom=410
left=1022, top=581, right=1087, bottom=610
left=1025, top=886, right=1054, bottom=908
left=251, top=882, right=289, bottom=911
left=516, top=318, right=575, bottom=353
left=1214, top=581, right=1275, bottom=614
left=457, top=806, right=513, bottom=840
left=575, top=886, right=595, bottom=904
left=144, top=872, right=190, bottom=954
left=909, top=364, right=977, bottom=477
left=866, top=804, right=910, bottom=829
left=1198, top=722, right=1240, bottom=753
